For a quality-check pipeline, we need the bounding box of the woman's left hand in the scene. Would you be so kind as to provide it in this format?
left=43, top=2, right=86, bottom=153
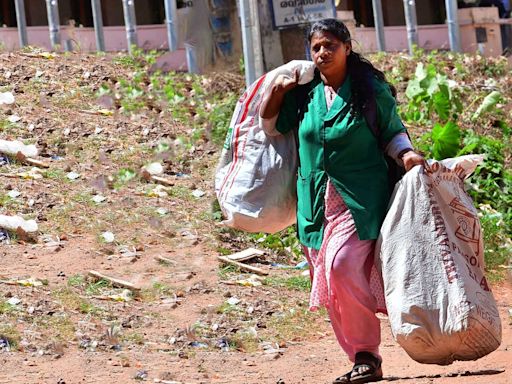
left=402, top=151, right=428, bottom=172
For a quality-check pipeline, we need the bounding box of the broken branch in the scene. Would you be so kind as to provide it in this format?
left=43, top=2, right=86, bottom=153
left=88, top=270, right=141, bottom=291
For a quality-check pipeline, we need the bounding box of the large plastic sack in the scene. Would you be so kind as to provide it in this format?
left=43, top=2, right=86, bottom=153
left=215, top=60, right=315, bottom=233
left=376, top=155, right=502, bottom=365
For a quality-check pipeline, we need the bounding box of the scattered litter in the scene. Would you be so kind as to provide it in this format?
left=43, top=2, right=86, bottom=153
left=271, top=263, right=293, bottom=269
left=0, top=155, right=10, bottom=166
left=7, top=190, right=21, bottom=199
left=191, top=189, right=205, bottom=198
left=189, top=341, right=208, bottom=349
left=92, top=289, right=133, bottom=302
left=260, top=341, right=284, bottom=355
left=66, top=171, right=81, bottom=180
left=0, top=92, right=15, bottom=105
left=156, top=207, right=168, bottom=216
left=134, top=370, right=148, bottom=381
left=0, top=214, right=38, bottom=233
left=101, top=231, right=115, bottom=243
left=0, top=278, right=45, bottom=287
left=94, top=126, right=103, bottom=134
left=234, top=274, right=263, bottom=287
left=92, top=195, right=107, bottom=204
left=0, top=139, right=38, bottom=157
left=175, top=172, right=189, bottom=178
left=0, top=229, right=10, bottom=244
left=226, top=247, right=264, bottom=262
left=216, top=338, right=230, bottom=352
left=146, top=185, right=170, bottom=198
left=226, top=297, right=240, bottom=306
left=6, top=297, right=21, bottom=306
left=16, top=167, right=43, bottom=179
left=0, top=338, right=12, bottom=351
left=143, top=162, right=164, bottom=176
left=7, top=115, right=21, bottom=123
left=295, top=260, right=309, bottom=269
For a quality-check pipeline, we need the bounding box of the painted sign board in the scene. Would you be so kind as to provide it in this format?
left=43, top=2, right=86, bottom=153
left=270, top=0, right=336, bottom=29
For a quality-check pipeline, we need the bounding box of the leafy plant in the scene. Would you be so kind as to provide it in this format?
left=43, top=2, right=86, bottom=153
left=472, top=91, right=502, bottom=121
left=431, top=121, right=461, bottom=160
left=404, top=62, right=462, bottom=123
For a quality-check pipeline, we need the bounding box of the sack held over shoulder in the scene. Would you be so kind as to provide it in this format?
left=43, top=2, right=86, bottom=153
left=215, top=61, right=316, bottom=233
left=376, top=155, right=502, bottom=365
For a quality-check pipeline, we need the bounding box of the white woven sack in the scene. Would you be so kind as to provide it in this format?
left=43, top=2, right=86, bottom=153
left=376, top=155, right=502, bottom=365
left=215, top=61, right=315, bottom=233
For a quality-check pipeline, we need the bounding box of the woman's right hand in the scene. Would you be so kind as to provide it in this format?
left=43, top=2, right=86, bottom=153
left=261, top=69, right=300, bottom=119
left=272, top=68, right=300, bottom=95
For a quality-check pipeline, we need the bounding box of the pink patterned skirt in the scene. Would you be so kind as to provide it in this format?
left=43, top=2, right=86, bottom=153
left=303, top=180, right=386, bottom=313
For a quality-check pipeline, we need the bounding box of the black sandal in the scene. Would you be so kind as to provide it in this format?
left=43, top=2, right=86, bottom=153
left=333, top=352, right=383, bottom=384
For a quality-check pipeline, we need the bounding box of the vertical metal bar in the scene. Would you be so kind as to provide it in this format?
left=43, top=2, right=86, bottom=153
left=185, top=43, right=199, bottom=73
left=445, top=0, right=461, bottom=52
left=91, top=0, right=105, bottom=51
left=46, top=0, right=61, bottom=50
left=249, top=0, right=264, bottom=78
left=164, top=0, right=178, bottom=51
left=403, top=0, right=419, bottom=54
left=372, top=0, right=386, bottom=51
left=240, top=0, right=256, bottom=85
left=122, top=0, right=138, bottom=54
left=14, top=0, right=28, bottom=47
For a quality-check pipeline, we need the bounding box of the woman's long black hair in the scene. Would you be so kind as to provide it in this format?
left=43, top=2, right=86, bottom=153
left=308, top=18, right=396, bottom=116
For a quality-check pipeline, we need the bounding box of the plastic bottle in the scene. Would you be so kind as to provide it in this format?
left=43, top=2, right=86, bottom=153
left=0, top=215, right=38, bottom=233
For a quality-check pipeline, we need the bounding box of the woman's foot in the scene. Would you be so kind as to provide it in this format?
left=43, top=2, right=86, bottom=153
left=333, top=352, right=383, bottom=384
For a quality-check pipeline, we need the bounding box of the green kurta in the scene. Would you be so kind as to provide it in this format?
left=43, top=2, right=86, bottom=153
left=276, top=74, right=406, bottom=250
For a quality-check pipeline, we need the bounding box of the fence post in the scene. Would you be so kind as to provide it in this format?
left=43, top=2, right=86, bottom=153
left=122, top=0, right=138, bottom=54
left=164, top=0, right=178, bottom=51
left=445, top=0, right=461, bottom=52
left=372, top=0, right=386, bottom=51
left=45, top=0, right=61, bottom=50
left=403, top=0, right=419, bottom=54
left=91, top=0, right=105, bottom=51
left=14, top=0, right=28, bottom=48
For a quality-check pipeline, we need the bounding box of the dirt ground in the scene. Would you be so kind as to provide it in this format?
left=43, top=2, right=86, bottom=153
left=0, top=239, right=510, bottom=384
left=0, top=51, right=510, bottom=384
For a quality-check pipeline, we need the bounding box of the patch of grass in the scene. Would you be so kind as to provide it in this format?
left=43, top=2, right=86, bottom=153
left=481, top=212, right=512, bottom=281
left=85, top=279, right=111, bottom=295
left=0, top=301, right=17, bottom=315
left=121, top=332, right=145, bottom=345
left=140, top=281, right=175, bottom=302
left=42, top=168, right=67, bottom=180
left=229, top=328, right=260, bottom=352
left=67, top=274, right=85, bottom=287
left=266, top=305, right=324, bottom=344
left=217, top=264, right=239, bottom=279
left=52, top=287, right=103, bottom=315
left=34, top=314, right=76, bottom=342
left=263, top=275, right=311, bottom=292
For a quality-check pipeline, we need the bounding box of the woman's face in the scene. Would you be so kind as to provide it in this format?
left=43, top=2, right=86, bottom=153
left=310, top=31, right=351, bottom=78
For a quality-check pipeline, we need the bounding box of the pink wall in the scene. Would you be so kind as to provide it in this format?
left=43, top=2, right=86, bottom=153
left=0, top=24, right=186, bottom=52
left=354, top=25, right=451, bottom=53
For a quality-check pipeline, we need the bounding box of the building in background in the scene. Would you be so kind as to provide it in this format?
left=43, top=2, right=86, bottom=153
left=0, top=0, right=510, bottom=73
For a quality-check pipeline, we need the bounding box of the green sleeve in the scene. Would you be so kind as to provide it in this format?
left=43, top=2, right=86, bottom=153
left=374, top=79, right=406, bottom=143
left=275, top=88, right=299, bottom=135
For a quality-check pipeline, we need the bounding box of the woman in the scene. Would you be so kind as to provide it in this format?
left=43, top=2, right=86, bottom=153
left=260, top=19, right=426, bottom=384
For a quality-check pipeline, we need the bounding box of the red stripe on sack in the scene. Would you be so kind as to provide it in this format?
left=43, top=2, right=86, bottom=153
left=218, top=74, right=267, bottom=201
left=221, top=75, right=267, bottom=202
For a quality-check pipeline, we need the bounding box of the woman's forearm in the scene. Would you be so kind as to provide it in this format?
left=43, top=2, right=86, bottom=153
left=260, top=85, right=287, bottom=119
